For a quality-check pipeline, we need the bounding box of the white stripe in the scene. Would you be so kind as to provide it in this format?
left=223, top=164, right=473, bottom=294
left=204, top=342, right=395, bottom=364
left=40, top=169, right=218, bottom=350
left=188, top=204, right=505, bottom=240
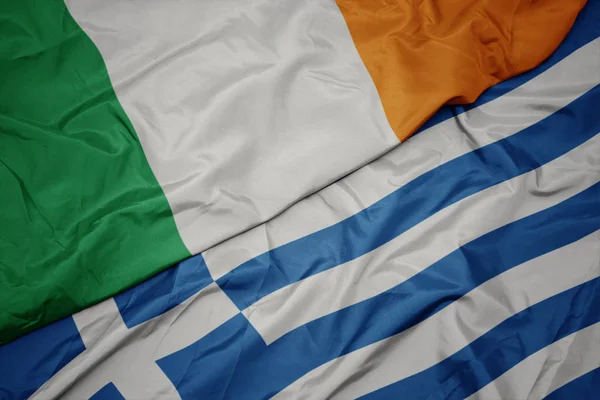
left=274, top=231, right=600, bottom=399
left=245, top=135, right=600, bottom=344
left=31, top=283, right=239, bottom=400
left=467, top=322, right=600, bottom=400
left=202, top=38, right=600, bottom=279
left=65, top=0, right=397, bottom=256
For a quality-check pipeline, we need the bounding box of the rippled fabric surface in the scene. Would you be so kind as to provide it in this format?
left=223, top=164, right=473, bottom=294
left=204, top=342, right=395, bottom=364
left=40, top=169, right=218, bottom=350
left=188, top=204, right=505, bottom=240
left=0, top=0, right=190, bottom=344
left=338, top=0, right=587, bottom=140
left=0, top=0, right=590, bottom=345
left=65, top=0, right=398, bottom=257
left=0, top=4, right=598, bottom=397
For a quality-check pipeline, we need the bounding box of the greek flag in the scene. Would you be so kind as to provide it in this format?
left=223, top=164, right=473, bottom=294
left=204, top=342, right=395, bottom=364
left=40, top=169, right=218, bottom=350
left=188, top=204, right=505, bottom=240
left=1, top=2, right=599, bottom=399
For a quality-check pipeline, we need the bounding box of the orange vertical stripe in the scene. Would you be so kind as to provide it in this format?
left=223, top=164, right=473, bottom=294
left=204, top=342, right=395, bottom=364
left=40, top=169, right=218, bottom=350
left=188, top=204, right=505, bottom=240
left=336, top=0, right=587, bottom=141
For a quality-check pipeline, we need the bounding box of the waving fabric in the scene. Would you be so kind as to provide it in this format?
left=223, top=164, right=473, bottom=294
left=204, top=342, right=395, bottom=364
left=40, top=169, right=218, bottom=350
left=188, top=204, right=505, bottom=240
left=0, top=1, right=599, bottom=398
left=0, top=0, right=589, bottom=345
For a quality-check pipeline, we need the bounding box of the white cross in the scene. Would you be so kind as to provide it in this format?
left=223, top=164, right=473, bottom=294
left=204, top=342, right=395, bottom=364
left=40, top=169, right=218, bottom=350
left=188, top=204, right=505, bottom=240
left=30, top=282, right=239, bottom=400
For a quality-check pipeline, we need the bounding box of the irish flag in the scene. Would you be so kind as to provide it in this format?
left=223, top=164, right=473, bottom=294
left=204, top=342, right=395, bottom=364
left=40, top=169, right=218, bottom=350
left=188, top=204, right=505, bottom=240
left=0, top=0, right=588, bottom=346
left=2, top=1, right=600, bottom=398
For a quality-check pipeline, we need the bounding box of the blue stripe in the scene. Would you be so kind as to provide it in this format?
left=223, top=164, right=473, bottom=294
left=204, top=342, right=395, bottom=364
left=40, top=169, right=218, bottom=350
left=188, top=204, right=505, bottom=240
left=159, top=181, right=600, bottom=400
left=0, top=316, right=85, bottom=399
left=114, top=255, right=213, bottom=328
left=545, top=367, right=600, bottom=400
left=1, top=6, right=596, bottom=399
left=417, top=0, right=600, bottom=132
left=361, top=278, right=600, bottom=400
left=89, top=382, right=125, bottom=400
left=217, top=85, right=600, bottom=311
left=157, top=314, right=252, bottom=400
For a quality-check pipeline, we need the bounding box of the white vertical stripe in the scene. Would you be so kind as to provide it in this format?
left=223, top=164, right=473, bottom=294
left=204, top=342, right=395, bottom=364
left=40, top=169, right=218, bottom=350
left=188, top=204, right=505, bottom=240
left=245, top=135, right=600, bottom=344
left=274, top=231, right=600, bottom=399
left=65, top=0, right=397, bottom=255
left=31, top=283, right=239, bottom=400
left=202, top=38, right=600, bottom=279
left=466, top=322, right=600, bottom=400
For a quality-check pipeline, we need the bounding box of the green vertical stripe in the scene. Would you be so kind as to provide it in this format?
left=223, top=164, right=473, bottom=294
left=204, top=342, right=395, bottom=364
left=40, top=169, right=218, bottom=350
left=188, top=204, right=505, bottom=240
left=0, top=0, right=190, bottom=343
